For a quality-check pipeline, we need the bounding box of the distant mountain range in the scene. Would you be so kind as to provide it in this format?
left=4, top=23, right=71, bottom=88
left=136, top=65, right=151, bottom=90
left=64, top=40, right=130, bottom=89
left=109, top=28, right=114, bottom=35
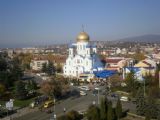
left=116, top=34, right=160, bottom=43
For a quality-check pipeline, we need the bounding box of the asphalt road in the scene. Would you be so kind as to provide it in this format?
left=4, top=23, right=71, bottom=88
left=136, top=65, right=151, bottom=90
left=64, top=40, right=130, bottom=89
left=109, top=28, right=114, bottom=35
left=12, top=86, right=136, bottom=120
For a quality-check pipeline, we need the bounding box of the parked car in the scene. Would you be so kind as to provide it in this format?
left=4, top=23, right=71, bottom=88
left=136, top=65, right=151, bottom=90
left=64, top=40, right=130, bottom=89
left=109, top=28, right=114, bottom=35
left=120, top=96, right=129, bottom=101
left=78, top=86, right=90, bottom=91
left=111, top=93, right=119, bottom=98
left=43, top=100, right=54, bottom=108
left=80, top=91, right=87, bottom=96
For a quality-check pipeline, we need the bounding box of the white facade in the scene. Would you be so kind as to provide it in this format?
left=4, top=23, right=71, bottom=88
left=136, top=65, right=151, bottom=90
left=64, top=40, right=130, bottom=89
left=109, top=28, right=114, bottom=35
left=30, top=59, right=49, bottom=71
left=63, top=31, right=103, bottom=77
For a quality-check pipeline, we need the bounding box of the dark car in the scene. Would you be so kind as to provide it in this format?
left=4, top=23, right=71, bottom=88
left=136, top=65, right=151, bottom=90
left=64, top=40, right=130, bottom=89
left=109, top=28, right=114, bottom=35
left=111, top=93, right=119, bottom=98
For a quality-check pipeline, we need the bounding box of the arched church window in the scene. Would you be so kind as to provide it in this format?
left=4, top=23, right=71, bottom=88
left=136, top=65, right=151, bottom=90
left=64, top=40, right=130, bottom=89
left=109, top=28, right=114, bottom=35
left=83, top=45, right=85, bottom=50
left=77, top=59, right=80, bottom=64
left=86, top=61, right=88, bottom=66
left=80, top=45, right=82, bottom=50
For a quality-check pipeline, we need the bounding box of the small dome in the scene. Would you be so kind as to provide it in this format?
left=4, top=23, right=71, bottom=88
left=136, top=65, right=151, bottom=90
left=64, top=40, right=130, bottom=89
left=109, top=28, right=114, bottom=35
left=76, top=32, right=90, bottom=42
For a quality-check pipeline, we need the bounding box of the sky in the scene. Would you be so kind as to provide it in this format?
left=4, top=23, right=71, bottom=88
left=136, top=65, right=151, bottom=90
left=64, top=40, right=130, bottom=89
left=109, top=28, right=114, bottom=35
left=0, top=0, right=160, bottom=48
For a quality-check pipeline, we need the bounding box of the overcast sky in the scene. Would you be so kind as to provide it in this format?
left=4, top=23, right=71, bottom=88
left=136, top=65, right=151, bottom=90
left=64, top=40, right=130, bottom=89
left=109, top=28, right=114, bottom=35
left=0, top=0, right=160, bottom=48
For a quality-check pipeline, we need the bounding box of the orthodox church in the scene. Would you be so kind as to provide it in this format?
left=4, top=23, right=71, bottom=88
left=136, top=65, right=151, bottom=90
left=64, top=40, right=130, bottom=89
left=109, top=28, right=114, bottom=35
left=63, top=31, right=104, bottom=77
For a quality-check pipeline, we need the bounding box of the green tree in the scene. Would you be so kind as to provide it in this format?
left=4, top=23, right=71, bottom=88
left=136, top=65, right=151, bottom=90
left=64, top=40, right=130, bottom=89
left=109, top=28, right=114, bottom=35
left=156, top=63, right=160, bottom=71
left=46, top=61, right=55, bottom=76
left=42, top=62, right=47, bottom=73
left=15, top=81, right=28, bottom=100
left=136, top=87, right=146, bottom=115
left=11, top=57, right=24, bottom=79
left=100, top=97, right=108, bottom=120
left=0, top=56, right=23, bottom=89
left=86, top=105, right=100, bottom=120
left=125, top=70, right=137, bottom=96
left=0, top=83, right=5, bottom=97
left=0, top=56, right=7, bottom=71
left=27, top=80, right=37, bottom=91
left=112, top=108, right=117, bottom=120
left=157, top=105, right=160, bottom=120
left=145, top=95, right=158, bottom=119
left=115, top=98, right=122, bottom=120
left=107, top=101, right=113, bottom=120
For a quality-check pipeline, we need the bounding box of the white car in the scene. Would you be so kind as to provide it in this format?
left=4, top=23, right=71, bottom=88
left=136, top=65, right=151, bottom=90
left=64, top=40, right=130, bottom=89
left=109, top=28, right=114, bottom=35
left=94, top=87, right=100, bottom=90
left=80, top=91, right=87, bottom=96
left=120, top=96, right=129, bottom=101
left=78, top=86, right=90, bottom=91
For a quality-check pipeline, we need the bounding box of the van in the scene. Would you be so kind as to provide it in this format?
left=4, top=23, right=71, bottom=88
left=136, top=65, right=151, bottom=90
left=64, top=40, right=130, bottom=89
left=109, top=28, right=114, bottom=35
left=43, top=100, right=54, bottom=108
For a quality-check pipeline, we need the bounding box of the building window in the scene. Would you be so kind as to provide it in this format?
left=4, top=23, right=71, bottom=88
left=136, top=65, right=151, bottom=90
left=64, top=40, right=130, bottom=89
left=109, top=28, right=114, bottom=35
left=86, top=61, right=88, bottom=66
left=77, top=59, right=80, bottom=64
left=80, top=45, right=82, bottom=50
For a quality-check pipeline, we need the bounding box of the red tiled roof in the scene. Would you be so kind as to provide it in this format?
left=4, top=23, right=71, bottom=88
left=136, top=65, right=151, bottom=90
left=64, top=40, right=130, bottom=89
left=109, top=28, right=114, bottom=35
left=105, top=59, right=123, bottom=63
left=142, top=61, right=151, bottom=66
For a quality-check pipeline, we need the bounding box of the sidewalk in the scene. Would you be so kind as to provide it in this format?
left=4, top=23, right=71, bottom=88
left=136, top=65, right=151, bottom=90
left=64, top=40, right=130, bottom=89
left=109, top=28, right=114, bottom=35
left=1, top=107, right=38, bottom=120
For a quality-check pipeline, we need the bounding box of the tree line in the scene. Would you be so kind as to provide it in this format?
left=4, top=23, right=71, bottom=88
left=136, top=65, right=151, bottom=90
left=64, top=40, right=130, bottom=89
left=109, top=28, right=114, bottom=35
left=57, top=97, right=124, bottom=120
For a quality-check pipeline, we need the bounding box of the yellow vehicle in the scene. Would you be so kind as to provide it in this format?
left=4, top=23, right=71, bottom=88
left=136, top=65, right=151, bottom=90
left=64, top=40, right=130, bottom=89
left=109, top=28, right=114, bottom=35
left=43, top=100, right=54, bottom=108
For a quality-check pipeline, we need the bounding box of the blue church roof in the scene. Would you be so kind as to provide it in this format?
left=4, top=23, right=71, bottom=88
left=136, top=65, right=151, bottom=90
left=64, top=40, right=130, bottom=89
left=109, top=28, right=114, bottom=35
left=68, top=44, right=75, bottom=48
left=125, top=67, right=140, bottom=73
left=94, top=70, right=117, bottom=78
left=125, top=67, right=155, bottom=73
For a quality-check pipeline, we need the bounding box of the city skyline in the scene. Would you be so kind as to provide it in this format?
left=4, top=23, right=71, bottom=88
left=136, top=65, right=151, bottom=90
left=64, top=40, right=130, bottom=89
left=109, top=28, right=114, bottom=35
left=1, top=0, right=160, bottom=48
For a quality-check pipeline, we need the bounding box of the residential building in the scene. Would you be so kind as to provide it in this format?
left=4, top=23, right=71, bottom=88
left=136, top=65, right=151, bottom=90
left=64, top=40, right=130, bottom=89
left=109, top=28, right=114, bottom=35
left=30, top=59, right=49, bottom=71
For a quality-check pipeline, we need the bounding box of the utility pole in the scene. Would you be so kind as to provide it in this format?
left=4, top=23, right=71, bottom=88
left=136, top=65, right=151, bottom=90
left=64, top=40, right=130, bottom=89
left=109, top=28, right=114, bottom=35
left=144, top=79, right=145, bottom=97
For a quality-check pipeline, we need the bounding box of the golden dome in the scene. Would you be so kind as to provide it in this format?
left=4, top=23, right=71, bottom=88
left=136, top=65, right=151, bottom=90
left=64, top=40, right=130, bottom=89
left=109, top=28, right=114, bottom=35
left=76, top=32, right=90, bottom=42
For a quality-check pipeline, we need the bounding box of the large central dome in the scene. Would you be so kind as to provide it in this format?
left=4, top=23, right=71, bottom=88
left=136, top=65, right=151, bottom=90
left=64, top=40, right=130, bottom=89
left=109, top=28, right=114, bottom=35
left=76, top=32, right=90, bottom=42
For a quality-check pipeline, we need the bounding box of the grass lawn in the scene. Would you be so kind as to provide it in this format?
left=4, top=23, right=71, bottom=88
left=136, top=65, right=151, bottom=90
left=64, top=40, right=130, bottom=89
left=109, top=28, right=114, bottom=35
left=14, top=97, right=36, bottom=107
left=0, top=97, right=36, bottom=108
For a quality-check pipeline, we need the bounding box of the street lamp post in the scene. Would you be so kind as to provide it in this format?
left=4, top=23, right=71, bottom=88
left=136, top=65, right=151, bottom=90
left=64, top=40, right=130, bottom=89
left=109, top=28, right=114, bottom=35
left=98, top=88, right=99, bottom=104
left=50, top=97, right=56, bottom=120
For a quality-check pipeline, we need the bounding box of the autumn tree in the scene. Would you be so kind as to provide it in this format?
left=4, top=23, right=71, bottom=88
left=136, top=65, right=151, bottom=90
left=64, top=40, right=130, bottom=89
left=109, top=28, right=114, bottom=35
left=41, top=81, right=54, bottom=97
left=41, top=78, right=69, bottom=98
